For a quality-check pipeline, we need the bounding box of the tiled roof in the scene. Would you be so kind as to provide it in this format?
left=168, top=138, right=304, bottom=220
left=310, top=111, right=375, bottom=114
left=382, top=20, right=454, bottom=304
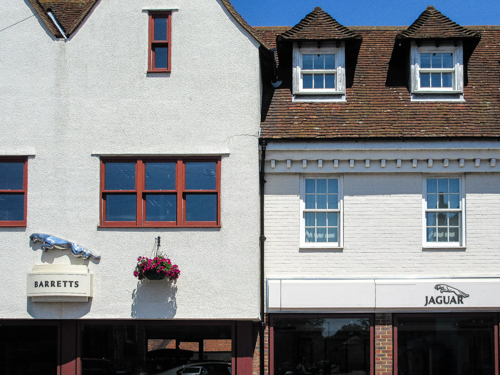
left=260, top=26, right=500, bottom=139
left=28, top=0, right=98, bottom=38
left=398, top=5, right=480, bottom=40
left=278, top=7, right=360, bottom=41
left=219, top=0, right=270, bottom=49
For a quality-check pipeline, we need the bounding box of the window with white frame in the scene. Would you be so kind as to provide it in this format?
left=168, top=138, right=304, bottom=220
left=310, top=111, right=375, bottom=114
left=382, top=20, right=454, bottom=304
left=424, top=177, right=464, bottom=246
left=293, top=42, right=345, bottom=96
left=301, top=177, right=342, bottom=247
left=410, top=42, right=464, bottom=95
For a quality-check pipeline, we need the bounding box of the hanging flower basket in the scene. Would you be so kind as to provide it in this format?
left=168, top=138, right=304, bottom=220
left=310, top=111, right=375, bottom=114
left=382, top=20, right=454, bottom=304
left=134, top=256, right=180, bottom=281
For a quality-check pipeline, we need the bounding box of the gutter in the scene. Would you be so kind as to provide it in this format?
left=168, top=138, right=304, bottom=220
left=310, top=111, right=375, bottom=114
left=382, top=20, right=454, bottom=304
left=259, top=139, right=267, bottom=375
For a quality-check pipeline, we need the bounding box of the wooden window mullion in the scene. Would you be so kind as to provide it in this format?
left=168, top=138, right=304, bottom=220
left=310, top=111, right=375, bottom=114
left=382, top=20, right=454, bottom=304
left=137, top=160, right=143, bottom=226
left=177, top=160, right=184, bottom=226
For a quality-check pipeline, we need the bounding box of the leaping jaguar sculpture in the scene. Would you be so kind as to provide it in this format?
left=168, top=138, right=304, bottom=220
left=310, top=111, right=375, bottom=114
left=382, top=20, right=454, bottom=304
left=30, top=233, right=101, bottom=260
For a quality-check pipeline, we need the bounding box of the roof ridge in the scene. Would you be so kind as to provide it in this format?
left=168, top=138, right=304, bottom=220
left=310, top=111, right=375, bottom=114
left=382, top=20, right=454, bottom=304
left=278, top=6, right=360, bottom=41
left=399, top=5, right=480, bottom=39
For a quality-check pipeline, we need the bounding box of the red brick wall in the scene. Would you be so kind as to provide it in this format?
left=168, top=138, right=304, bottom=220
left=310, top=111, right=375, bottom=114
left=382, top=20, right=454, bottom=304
left=375, top=313, right=393, bottom=375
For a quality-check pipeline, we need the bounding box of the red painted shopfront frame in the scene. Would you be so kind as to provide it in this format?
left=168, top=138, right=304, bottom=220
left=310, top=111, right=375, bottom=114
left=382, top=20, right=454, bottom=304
left=269, top=314, right=375, bottom=375
left=393, top=313, right=499, bottom=375
left=99, top=157, right=221, bottom=228
left=0, top=157, right=28, bottom=227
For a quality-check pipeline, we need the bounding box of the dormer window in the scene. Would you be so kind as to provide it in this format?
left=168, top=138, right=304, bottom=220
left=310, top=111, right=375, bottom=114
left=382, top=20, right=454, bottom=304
left=410, top=41, right=464, bottom=100
left=293, top=42, right=346, bottom=101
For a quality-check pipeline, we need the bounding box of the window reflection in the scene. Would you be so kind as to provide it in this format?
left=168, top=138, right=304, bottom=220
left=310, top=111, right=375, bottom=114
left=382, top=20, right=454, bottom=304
left=273, top=317, right=370, bottom=375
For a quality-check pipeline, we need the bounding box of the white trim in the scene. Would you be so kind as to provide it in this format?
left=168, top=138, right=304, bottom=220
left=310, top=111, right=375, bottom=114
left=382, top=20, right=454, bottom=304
left=142, top=7, right=179, bottom=11
left=422, top=175, right=466, bottom=248
left=299, top=175, right=343, bottom=249
left=293, top=42, right=346, bottom=97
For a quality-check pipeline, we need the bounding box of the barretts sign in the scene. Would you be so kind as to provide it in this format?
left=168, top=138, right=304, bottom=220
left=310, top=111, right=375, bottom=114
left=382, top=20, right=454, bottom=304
left=424, top=284, right=470, bottom=307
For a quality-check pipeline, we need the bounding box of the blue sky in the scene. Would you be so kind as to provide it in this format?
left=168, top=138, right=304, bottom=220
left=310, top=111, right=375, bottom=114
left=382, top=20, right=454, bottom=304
left=229, top=0, right=500, bottom=27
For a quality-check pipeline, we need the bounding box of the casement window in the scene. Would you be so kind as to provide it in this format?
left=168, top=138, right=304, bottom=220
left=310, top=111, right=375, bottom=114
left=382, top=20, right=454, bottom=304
left=300, top=176, right=342, bottom=248
left=410, top=41, right=464, bottom=97
left=0, top=158, right=27, bottom=226
left=100, top=158, right=220, bottom=227
left=148, top=12, right=171, bottom=73
left=293, top=42, right=346, bottom=98
left=423, top=177, right=465, bottom=247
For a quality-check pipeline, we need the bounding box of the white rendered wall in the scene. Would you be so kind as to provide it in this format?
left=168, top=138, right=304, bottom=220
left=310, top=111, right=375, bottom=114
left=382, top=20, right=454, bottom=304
left=265, top=171, right=500, bottom=279
left=0, top=0, right=261, bottom=319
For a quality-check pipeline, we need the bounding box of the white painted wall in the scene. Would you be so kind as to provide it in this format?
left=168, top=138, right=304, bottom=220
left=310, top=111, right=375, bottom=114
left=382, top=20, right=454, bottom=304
left=0, top=0, right=261, bottom=319
left=265, top=169, right=500, bottom=279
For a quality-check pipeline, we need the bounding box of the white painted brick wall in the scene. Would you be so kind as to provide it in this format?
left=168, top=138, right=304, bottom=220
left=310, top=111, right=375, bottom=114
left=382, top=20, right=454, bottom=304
left=265, top=172, right=500, bottom=278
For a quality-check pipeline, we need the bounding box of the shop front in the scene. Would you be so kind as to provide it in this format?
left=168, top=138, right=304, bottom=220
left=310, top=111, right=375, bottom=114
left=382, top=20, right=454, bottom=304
left=267, top=278, right=500, bottom=375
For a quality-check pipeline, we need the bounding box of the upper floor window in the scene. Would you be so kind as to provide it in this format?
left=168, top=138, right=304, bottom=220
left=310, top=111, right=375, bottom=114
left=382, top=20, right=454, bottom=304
left=100, top=158, right=220, bottom=227
left=0, top=158, right=27, bottom=227
left=300, top=176, right=342, bottom=248
left=148, top=12, right=171, bottom=73
left=293, top=42, right=345, bottom=99
left=410, top=42, right=464, bottom=99
left=423, top=177, right=464, bottom=247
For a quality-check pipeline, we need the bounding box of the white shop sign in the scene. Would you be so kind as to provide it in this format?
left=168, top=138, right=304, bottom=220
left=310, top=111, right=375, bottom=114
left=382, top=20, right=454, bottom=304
left=27, top=265, right=93, bottom=302
left=268, top=278, right=500, bottom=312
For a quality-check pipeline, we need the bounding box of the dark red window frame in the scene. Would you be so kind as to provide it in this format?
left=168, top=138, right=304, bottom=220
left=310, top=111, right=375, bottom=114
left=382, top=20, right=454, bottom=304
left=0, top=157, right=27, bottom=227
left=148, top=11, right=172, bottom=73
left=100, top=157, right=221, bottom=228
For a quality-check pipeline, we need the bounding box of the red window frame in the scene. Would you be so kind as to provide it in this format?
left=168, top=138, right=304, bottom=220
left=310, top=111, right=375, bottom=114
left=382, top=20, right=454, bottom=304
left=0, top=157, right=27, bottom=227
left=148, top=12, right=172, bottom=73
left=100, top=157, right=221, bottom=228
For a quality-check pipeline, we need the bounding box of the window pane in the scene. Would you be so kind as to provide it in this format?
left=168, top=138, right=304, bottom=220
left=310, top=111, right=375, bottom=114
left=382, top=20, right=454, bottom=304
left=185, top=162, right=216, bottom=190
left=426, top=212, right=436, bottom=226
left=421, top=53, right=431, bottom=68
left=316, top=228, right=326, bottom=242
left=449, top=178, right=459, bottom=193
left=317, top=179, right=327, bottom=193
left=324, top=74, right=335, bottom=89
left=305, top=227, right=314, bottom=242
left=328, top=179, right=338, bottom=193
left=317, top=213, right=326, bottom=226
left=438, top=227, right=448, bottom=242
left=325, top=54, right=335, bottom=69
left=437, top=179, right=448, bottom=193
left=449, top=212, right=459, bottom=226
left=449, top=227, right=459, bottom=241
left=0, top=162, right=24, bottom=190
left=420, top=73, right=430, bottom=87
left=328, top=212, right=338, bottom=226
left=442, top=73, right=452, bottom=87
left=431, top=73, right=441, bottom=87
left=438, top=212, right=447, bottom=226
left=303, top=54, right=313, bottom=69
left=314, top=74, right=324, bottom=89
left=305, top=212, right=315, bottom=226
left=154, top=46, right=168, bottom=69
left=0, top=194, right=24, bottom=221
left=431, top=53, right=441, bottom=68
left=154, top=17, right=167, bottom=41
left=105, top=163, right=135, bottom=190
left=316, top=194, right=326, bottom=209
left=145, top=194, right=176, bottom=221
left=327, top=227, right=338, bottom=242
left=145, top=162, right=176, bottom=190
left=427, top=179, right=437, bottom=193
left=438, top=194, right=448, bottom=209
left=327, top=194, right=338, bottom=209
left=106, top=194, right=136, bottom=221
left=450, top=194, right=460, bottom=209
left=313, top=54, right=324, bottom=69
left=305, top=194, right=315, bottom=209
left=185, top=194, right=217, bottom=222
left=427, top=227, right=437, bottom=242
left=443, top=53, right=453, bottom=68
left=303, top=74, right=313, bottom=89
left=305, top=179, right=315, bottom=193
left=427, top=194, right=437, bottom=209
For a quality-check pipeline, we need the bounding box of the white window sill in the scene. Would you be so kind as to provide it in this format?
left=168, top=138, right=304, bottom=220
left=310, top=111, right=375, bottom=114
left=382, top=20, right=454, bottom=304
left=422, top=245, right=466, bottom=251
left=296, top=90, right=345, bottom=96
left=300, top=245, right=343, bottom=251
left=413, top=89, right=463, bottom=94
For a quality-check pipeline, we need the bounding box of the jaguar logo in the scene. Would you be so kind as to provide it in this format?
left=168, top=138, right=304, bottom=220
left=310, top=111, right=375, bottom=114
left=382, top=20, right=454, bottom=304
left=424, top=284, right=469, bottom=306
